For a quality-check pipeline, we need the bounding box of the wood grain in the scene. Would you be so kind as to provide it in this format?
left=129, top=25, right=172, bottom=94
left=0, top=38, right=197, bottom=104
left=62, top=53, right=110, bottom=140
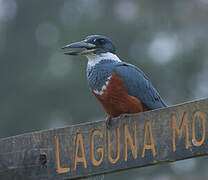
left=0, top=98, right=208, bottom=179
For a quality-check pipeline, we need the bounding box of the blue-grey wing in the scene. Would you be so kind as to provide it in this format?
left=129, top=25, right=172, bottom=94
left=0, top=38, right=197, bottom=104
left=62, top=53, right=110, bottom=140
left=113, top=63, right=167, bottom=109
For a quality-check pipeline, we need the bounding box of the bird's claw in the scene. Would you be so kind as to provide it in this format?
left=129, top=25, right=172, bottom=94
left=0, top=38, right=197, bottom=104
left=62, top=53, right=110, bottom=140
left=119, top=113, right=129, bottom=118
left=106, top=116, right=112, bottom=129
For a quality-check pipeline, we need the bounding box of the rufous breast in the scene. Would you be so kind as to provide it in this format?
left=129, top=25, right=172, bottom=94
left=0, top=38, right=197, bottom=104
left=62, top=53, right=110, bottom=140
left=93, top=72, right=148, bottom=117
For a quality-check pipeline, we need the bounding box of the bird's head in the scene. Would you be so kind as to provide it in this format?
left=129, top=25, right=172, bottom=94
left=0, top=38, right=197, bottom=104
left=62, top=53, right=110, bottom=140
left=62, top=35, right=116, bottom=56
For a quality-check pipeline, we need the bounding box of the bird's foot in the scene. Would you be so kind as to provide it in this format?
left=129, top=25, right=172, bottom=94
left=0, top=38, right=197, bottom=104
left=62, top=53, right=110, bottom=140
left=106, top=116, right=112, bottom=129
left=119, top=113, right=129, bottom=119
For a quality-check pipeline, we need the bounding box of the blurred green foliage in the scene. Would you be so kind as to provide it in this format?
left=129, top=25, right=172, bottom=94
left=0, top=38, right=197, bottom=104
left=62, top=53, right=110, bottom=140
left=0, top=0, right=208, bottom=179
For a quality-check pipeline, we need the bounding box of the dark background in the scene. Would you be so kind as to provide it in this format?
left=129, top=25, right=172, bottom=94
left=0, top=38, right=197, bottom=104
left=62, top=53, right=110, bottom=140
left=1, top=0, right=208, bottom=179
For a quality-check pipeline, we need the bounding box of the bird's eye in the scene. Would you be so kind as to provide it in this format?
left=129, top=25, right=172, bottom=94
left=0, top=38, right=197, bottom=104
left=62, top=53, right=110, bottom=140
left=93, top=39, right=105, bottom=44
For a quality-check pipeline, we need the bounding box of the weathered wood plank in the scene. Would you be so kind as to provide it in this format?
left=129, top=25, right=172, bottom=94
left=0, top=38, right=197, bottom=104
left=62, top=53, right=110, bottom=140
left=0, top=98, right=208, bottom=179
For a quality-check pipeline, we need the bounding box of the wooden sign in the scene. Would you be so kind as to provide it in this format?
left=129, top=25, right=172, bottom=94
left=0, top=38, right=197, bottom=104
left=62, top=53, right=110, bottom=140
left=0, top=98, right=208, bottom=179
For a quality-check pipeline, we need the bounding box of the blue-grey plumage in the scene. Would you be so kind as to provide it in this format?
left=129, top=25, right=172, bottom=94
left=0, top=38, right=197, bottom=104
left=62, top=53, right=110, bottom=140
left=87, top=59, right=167, bottom=110
left=113, top=62, right=167, bottom=109
left=62, top=35, right=167, bottom=118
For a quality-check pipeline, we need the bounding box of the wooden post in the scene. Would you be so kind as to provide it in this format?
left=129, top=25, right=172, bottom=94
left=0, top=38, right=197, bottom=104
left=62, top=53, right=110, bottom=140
left=1, top=98, right=208, bottom=179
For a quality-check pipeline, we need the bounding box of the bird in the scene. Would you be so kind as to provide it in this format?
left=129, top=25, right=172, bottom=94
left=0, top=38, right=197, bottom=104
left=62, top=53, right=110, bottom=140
left=62, top=35, right=167, bottom=126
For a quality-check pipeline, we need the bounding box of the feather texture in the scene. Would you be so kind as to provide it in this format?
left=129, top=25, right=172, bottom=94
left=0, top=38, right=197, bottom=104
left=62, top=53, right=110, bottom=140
left=113, top=62, right=167, bottom=109
left=87, top=59, right=167, bottom=115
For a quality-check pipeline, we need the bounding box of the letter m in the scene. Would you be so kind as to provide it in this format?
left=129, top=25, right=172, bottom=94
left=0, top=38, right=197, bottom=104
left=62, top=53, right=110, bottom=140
left=171, top=112, right=189, bottom=152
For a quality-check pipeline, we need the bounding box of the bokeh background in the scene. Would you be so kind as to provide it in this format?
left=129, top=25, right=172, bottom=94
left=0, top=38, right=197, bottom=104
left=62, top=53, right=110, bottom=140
left=1, top=0, right=208, bottom=179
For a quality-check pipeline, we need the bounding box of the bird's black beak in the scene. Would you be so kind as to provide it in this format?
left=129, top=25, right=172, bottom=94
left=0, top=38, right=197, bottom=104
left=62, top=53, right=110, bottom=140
left=62, top=41, right=96, bottom=55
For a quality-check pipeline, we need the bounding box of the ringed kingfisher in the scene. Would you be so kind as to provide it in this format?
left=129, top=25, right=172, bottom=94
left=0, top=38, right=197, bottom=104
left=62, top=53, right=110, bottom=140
left=62, top=35, right=167, bottom=125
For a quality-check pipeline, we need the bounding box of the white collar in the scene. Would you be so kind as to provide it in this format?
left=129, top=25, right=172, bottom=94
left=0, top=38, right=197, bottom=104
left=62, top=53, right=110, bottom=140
left=86, top=52, right=121, bottom=67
